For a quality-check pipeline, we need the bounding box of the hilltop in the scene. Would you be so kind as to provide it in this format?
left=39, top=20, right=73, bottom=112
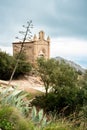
left=55, top=56, right=85, bottom=73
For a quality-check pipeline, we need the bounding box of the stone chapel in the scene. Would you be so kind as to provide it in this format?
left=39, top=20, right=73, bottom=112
left=12, top=31, right=50, bottom=63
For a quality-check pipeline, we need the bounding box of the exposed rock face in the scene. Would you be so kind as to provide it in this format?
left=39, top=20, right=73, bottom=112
left=55, top=56, right=85, bottom=73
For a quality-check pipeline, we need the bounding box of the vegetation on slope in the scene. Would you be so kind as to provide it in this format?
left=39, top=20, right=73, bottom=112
left=0, top=53, right=87, bottom=130
left=0, top=51, right=32, bottom=80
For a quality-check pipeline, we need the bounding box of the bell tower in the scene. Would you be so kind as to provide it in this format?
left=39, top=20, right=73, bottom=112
left=39, top=31, right=45, bottom=40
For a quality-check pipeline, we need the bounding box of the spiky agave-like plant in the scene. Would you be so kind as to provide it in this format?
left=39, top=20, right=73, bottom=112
left=0, top=86, right=31, bottom=116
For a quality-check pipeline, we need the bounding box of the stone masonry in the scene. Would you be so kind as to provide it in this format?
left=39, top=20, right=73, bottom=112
left=12, top=31, right=50, bottom=63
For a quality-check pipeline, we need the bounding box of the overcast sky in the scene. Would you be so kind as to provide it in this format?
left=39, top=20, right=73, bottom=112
left=0, top=0, right=87, bottom=68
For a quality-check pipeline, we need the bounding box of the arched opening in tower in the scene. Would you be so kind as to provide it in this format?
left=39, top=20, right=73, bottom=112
left=38, top=49, right=45, bottom=58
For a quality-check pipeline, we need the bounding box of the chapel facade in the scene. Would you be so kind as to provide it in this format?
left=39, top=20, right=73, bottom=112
left=12, top=31, right=50, bottom=63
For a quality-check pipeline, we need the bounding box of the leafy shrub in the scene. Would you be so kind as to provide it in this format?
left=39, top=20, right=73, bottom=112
left=13, top=59, right=32, bottom=78
left=31, top=85, right=87, bottom=116
left=0, top=118, right=14, bottom=130
left=0, top=105, right=34, bottom=130
left=0, top=86, right=51, bottom=129
left=0, top=51, right=32, bottom=80
left=0, top=51, right=15, bottom=80
left=37, top=58, right=78, bottom=95
left=33, top=58, right=87, bottom=116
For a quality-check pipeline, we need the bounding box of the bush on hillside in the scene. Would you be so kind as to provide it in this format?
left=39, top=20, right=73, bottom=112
left=0, top=51, right=32, bottom=80
left=37, top=58, right=78, bottom=96
left=0, top=105, right=34, bottom=130
left=0, top=51, right=15, bottom=80
left=32, top=58, right=87, bottom=116
left=31, top=87, right=87, bottom=116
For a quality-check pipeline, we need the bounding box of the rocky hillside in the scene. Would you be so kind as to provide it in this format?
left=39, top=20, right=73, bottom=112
left=55, top=56, right=85, bottom=73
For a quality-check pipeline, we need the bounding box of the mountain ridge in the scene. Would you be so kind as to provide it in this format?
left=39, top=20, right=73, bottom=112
left=54, top=56, right=85, bottom=73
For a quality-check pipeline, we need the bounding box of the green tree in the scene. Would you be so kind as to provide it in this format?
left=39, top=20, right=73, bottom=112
left=37, top=58, right=58, bottom=96
left=51, top=61, right=78, bottom=93
left=13, top=52, right=32, bottom=78
left=0, top=51, right=32, bottom=80
left=37, top=58, right=78, bottom=96
left=0, top=51, right=15, bottom=80
left=33, top=58, right=87, bottom=115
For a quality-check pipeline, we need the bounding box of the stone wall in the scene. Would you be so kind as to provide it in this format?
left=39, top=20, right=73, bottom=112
left=13, top=31, right=50, bottom=63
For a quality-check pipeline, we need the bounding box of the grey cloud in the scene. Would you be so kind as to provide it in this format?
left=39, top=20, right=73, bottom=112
left=0, top=0, right=87, bottom=46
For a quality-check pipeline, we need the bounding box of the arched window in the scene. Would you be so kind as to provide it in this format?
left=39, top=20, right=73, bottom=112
left=38, top=50, right=44, bottom=58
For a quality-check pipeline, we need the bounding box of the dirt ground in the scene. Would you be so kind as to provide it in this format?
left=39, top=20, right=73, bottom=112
left=0, top=75, right=45, bottom=93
